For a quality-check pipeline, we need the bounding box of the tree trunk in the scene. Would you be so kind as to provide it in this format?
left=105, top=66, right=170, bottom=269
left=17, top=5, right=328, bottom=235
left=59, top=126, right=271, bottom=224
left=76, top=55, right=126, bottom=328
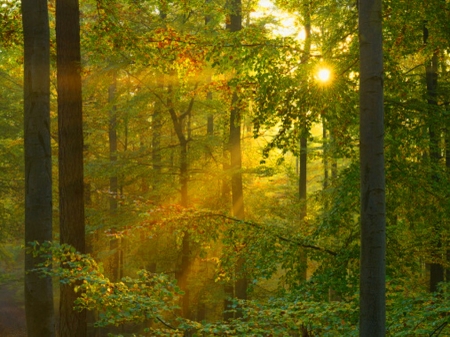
left=205, top=6, right=214, bottom=136
left=109, top=75, right=118, bottom=212
left=167, top=86, right=194, bottom=317
left=56, top=0, right=86, bottom=335
left=298, top=135, right=307, bottom=281
left=358, top=0, right=386, bottom=334
left=447, top=109, right=450, bottom=283
left=175, top=232, right=191, bottom=318
left=323, top=119, right=329, bottom=190
left=424, top=30, right=443, bottom=291
left=229, top=92, right=244, bottom=219
left=151, top=76, right=163, bottom=200
left=22, top=1, right=56, bottom=336
left=298, top=0, right=311, bottom=284
left=225, top=0, right=247, bottom=318
left=108, top=74, right=121, bottom=282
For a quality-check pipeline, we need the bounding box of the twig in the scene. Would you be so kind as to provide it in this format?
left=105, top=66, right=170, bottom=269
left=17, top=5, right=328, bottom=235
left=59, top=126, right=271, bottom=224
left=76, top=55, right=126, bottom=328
left=204, top=212, right=338, bottom=256
left=156, top=316, right=176, bottom=330
left=430, top=321, right=448, bottom=336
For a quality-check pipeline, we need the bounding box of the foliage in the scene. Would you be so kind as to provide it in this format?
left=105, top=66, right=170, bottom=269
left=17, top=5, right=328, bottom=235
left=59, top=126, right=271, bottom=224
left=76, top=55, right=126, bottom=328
left=3, top=0, right=450, bottom=334
left=28, top=242, right=182, bottom=328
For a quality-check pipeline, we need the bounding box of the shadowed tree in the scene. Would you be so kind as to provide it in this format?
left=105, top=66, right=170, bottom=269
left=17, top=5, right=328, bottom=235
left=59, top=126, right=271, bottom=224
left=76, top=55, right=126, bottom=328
left=56, top=0, right=86, bottom=335
left=22, top=1, right=56, bottom=336
left=424, top=23, right=443, bottom=292
left=358, top=0, right=386, bottom=335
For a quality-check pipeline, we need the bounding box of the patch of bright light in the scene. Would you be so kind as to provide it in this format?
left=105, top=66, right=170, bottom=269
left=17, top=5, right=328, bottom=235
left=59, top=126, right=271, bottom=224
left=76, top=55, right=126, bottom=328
left=251, top=0, right=303, bottom=40
left=317, top=68, right=331, bottom=83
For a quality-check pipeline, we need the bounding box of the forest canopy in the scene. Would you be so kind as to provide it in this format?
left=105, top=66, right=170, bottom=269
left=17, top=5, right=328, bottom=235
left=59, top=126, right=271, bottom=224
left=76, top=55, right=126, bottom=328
left=1, top=0, right=450, bottom=335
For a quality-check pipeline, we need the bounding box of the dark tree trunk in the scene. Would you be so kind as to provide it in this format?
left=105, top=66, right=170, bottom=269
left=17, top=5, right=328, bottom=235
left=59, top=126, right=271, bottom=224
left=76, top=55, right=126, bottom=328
left=167, top=87, right=194, bottom=317
left=167, top=89, right=193, bottom=207
left=229, top=92, right=244, bottom=219
left=358, top=0, right=386, bottom=335
left=56, top=0, right=86, bottom=335
left=424, top=30, right=443, bottom=291
left=447, top=109, right=450, bottom=282
left=22, top=1, right=56, bottom=336
left=297, top=0, right=311, bottom=284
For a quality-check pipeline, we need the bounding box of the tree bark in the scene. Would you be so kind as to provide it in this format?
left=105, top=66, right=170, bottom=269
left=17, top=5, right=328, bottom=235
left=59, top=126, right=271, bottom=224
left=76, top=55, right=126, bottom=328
left=358, top=0, right=386, bottom=335
left=298, top=135, right=307, bottom=281
left=225, top=0, right=247, bottom=318
left=424, top=27, right=443, bottom=291
left=229, top=92, right=244, bottom=219
left=167, top=86, right=194, bottom=317
left=56, top=0, right=86, bottom=335
left=22, top=1, right=56, bottom=336
left=108, top=74, right=121, bottom=282
left=151, top=75, right=163, bottom=200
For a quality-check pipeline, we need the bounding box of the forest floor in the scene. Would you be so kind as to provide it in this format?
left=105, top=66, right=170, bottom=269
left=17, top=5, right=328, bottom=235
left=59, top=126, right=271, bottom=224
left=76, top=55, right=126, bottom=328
left=0, top=280, right=26, bottom=336
left=0, top=245, right=26, bottom=337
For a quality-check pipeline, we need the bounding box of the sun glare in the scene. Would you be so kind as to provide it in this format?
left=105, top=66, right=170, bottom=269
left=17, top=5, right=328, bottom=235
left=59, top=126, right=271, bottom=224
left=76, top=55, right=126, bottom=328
left=252, top=0, right=303, bottom=39
left=317, top=68, right=331, bottom=83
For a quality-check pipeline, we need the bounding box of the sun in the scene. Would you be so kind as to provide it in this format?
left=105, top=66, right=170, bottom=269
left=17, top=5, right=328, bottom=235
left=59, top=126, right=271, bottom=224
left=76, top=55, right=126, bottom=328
left=317, top=68, right=331, bottom=83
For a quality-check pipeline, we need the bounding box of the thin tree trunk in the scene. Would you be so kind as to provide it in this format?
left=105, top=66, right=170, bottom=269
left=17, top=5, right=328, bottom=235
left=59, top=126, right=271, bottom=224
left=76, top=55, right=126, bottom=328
left=167, top=86, right=194, bottom=317
left=298, top=136, right=307, bottom=281
left=298, top=0, right=311, bottom=285
left=446, top=112, right=450, bottom=282
left=207, top=92, right=214, bottom=135
left=175, top=232, right=191, bottom=318
left=323, top=120, right=329, bottom=190
left=424, top=33, right=443, bottom=291
left=152, top=76, right=163, bottom=200
left=225, top=0, right=247, bottom=318
left=56, top=0, right=86, bottom=335
left=229, top=92, right=244, bottom=220
left=358, top=0, right=386, bottom=334
left=205, top=6, right=214, bottom=136
left=108, top=74, right=121, bottom=282
left=22, top=1, right=56, bottom=336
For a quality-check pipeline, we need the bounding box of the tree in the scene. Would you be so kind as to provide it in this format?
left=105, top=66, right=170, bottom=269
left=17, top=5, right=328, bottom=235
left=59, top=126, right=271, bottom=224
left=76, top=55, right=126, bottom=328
left=424, top=23, right=443, bottom=292
left=224, top=0, right=248, bottom=319
left=56, top=0, right=86, bottom=335
left=358, top=0, right=386, bottom=334
left=22, top=1, right=56, bottom=336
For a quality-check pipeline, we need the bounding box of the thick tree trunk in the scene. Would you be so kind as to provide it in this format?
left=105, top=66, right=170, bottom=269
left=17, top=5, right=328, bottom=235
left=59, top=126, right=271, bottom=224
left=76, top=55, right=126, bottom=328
left=22, top=1, right=56, bottom=336
left=358, top=0, right=386, bottom=335
left=56, top=0, right=86, bottom=335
